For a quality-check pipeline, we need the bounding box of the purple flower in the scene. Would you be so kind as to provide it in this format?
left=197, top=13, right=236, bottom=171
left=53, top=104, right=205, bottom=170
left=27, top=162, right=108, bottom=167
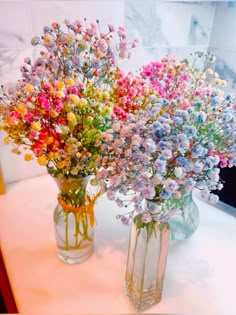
left=110, top=175, right=121, bottom=187
left=164, top=179, right=179, bottom=193
left=140, top=186, right=156, bottom=199
left=107, top=189, right=116, bottom=200
left=43, top=26, right=52, bottom=33
left=121, top=215, right=129, bottom=225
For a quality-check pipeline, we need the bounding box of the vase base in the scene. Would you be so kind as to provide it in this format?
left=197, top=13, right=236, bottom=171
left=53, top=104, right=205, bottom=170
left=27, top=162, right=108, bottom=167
left=57, top=246, right=93, bottom=264
left=124, top=281, right=162, bottom=313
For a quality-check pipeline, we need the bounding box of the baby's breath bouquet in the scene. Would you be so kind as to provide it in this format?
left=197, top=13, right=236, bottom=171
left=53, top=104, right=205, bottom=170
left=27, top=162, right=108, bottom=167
left=97, top=52, right=236, bottom=227
left=97, top=52, right=236, bottom=310
left=0, top=19, right=137, bottom=263
left=0, top=19, right=137, bottom=178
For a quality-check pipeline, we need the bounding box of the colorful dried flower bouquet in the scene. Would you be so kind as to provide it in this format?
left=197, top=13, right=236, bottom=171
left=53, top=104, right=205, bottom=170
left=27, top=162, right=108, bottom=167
left=97, top=52, right=236, bottom=226
left=0, top=19, right=137, bottom=178
left=96, top=52, right=236, bottom=311
left=0, top=15, right=235, bottom=312
left=0, top=19, right=138, bottom=263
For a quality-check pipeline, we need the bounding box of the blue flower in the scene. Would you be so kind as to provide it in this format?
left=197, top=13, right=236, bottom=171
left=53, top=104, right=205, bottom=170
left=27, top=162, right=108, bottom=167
left=196, top=112, right=207, bottom=124
left=211, top=97, right=220, bottom=107
left=193, top=161, right=204, bottom=173
left=183, top=125, right=198, bottom=139
left=160, top=190, right=172, bottom=199
left=154, top=158, right=167, bottom=174
left=223, top=108, right=233, bottom=122
left=173, top=116, right=183, bottom=125
left=176, top=157, right=193, bottom=172
left=225, top=93, right=233, bottom=101
left=192, top=144, right=206, bottom=158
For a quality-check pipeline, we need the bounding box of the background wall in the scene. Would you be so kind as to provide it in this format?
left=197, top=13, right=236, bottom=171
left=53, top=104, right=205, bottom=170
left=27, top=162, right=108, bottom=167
left=0, top=0, right=236, bottom=183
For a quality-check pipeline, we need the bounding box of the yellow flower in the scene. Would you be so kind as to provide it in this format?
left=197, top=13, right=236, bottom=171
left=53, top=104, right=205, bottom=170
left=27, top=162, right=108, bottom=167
left=50, top=110, right=58, bottom=118
left=102, top=106, right=111, bottom=115
left=56, top=160, right=66, bottom=169
left=64, top=104, right=72, bottom=112
left=24, top=153, right=33, bottom=161
left=23, top=84, right=34, bottom=93
left=78, top=98, right=88, bottom=107
left=70, top=94, right=80, bottom=104
left=65, top=78, right=75, bottom=86
left=4, top=137, right=10, bottom=144
left=37, top=155, right=48, bottom=166
left=48, top=152, right=54, bottom=159
left=55, top=81, right=65, bottom=91
left=16, top=104, right=28, bottom=116
left=45, top=136, right=54, bottom=145
left=42, top=34, right=54, bottom=46
left=53, top=152, right=60, bottom=159
left=31, top=121, right=41, bottom=131
left=67, top=112, right=76, bottom=122
left=55, top=91, right=65, bottom=98
left=101, top=91, right=109, bottom=100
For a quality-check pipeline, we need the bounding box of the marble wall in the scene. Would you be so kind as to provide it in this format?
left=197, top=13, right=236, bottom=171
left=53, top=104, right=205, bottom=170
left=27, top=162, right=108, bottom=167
left=0, top=0, right=236, bottom=183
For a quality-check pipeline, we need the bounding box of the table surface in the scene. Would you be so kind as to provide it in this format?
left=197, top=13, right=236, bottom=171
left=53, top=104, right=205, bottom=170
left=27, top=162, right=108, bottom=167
left=0, top=174, right=236, bottom=314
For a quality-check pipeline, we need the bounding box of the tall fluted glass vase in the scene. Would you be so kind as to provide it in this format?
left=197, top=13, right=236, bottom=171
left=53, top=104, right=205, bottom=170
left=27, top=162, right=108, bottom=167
left=125, top=200, right=170, bottom=313
left=168, top=192, right=199, bottom=243
left=53, top=176, right=99, bottom=264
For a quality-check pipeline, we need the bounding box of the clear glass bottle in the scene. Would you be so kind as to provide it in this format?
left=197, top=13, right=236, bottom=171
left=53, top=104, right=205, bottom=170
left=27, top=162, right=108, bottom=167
left=169, top=192, right=199, bottom=243
left=53, top=176, right=96, bottom=264
left=125, top=202, right=170, bottom=312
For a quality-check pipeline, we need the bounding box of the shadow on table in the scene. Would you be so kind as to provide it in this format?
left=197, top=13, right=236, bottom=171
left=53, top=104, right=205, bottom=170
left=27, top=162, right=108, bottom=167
left=0, top=291, right=7, bottom=313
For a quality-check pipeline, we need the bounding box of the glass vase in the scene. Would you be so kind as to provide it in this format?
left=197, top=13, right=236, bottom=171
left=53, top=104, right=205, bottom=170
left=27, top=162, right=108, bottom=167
left=125, top=202, right=170, bottom=313
left=168, top=192, right=199, bottom=243
left=53, top=176, right=99, bottom=264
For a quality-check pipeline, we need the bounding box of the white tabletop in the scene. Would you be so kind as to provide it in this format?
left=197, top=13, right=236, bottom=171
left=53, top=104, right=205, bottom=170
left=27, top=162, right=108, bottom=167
left=0, top=174, right=236, bottom=314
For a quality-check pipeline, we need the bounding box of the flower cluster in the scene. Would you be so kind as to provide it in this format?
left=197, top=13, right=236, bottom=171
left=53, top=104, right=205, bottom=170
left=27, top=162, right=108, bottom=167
left=97, top=52, right=236, bottom=225
left=0, top=19, right=137, bottom=178
left=1, top=79, right=113, bottom=177
left=28, top=19, right=137, bottom=87
left=140, top=54, right=190, bottom=100
left=109, top=69, right=156, bottom=120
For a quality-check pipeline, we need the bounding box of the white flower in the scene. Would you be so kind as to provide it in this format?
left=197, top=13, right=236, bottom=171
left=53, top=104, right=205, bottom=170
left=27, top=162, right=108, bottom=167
left=174, top=167, right=184, bottom=178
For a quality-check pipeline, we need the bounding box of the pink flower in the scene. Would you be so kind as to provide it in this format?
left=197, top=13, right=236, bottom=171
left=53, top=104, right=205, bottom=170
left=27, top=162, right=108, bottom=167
left=25, top=112, right=33, bottom=123
left=98, top=39, right=108, bottom=53
left=118, top=26, right=126, bottom=38
left=107, top=24, right=115, bottom=32
left=51, top=21, right=60, bottom=29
